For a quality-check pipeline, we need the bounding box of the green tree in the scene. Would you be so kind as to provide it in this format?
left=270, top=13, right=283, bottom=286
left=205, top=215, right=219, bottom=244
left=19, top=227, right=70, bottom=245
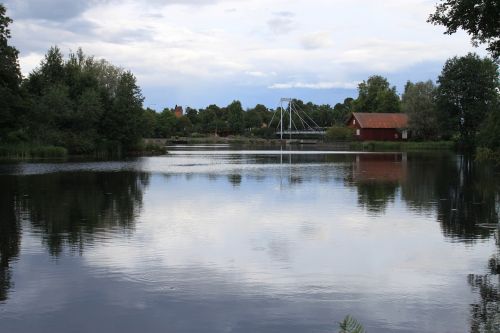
left=402, top=80, right=439, bottom=140
left=142, top=108, right=158, bottom=138
left=477, top=101, right=500, bottom=152
left=352, top=75, right=400, bottom=113
left=39, top=46, right=65, bottom=85
left=436, top=53, right=499, bottom=147
left=333, top=98, right=354, bottom=125
left=227, top=100, right=244, bottom=134
left=156, top=108, right=177, bottom=137
left=185, top=107, right=198, bottom=125
left=244, top=107, right=263, bottom=129
left=100, top=71, right=145, bottom=149
left=0, top=4, right=23, bottom=141
left=428, top=0, right=500, bottom=59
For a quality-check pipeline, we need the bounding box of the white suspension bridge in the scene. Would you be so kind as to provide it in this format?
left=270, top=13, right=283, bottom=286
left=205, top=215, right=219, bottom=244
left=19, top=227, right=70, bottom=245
left=269, top=98, right=326, bottom=139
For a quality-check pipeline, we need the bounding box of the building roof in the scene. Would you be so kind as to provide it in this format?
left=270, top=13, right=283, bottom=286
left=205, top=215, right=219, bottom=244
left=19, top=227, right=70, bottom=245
left=350, top=113, right=408, bottom=129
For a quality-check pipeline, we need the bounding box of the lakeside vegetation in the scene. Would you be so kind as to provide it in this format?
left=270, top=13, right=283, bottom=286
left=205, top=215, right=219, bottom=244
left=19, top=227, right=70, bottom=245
left=0, top=3, right=499, bottom=161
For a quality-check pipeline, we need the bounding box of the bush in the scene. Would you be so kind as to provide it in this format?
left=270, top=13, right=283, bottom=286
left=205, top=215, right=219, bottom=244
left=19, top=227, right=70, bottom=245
left=326, top=126, right=354, bottom=141
left=0, top=144, right=67, bottom=159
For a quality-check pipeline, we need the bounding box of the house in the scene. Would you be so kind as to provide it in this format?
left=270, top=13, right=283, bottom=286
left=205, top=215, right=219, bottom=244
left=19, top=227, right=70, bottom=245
left=173, top=105, right=183, bottom=118
left=347, top=112, right=409, bottom=141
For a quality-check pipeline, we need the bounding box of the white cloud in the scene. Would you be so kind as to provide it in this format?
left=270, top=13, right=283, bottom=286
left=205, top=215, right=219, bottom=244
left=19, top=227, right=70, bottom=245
left=269, top=81, right=359, bottom=89
left=300, top=31, right=332, bottom=49
left=245, top=70, right=276, bottom=77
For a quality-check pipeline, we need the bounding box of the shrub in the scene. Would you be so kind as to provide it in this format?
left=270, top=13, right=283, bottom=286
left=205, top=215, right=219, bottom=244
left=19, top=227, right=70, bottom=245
left=326, top=126, right=354, bottom=141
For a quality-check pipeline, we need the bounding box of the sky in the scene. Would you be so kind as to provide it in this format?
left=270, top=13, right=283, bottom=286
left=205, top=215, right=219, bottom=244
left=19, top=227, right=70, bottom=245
left=3, top=0, right=487, bottom=110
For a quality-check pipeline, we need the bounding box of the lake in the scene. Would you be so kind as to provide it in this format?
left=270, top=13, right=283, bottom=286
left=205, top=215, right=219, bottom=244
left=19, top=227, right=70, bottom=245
left=0, top=146, right=498, bottom=332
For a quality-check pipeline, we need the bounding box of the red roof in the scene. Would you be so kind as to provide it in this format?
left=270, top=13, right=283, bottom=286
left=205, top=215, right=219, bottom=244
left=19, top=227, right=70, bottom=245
left=350, top=113, right=408, bottom=129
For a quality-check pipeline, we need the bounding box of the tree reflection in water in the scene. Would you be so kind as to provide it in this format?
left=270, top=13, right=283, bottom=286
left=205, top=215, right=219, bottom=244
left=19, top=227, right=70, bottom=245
left=0, top=176, right=20, bottom=302
left=469, top=227, right=499, bottom=332
left=0, top=171, right=149, bottom=301
left=348, top=153, right=499, bottom=330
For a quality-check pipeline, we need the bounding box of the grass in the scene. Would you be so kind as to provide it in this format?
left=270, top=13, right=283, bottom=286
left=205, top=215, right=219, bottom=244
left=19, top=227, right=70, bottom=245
left=349, top=140, right=455, bottom=151
left=0, top=143, right=68, bottom=159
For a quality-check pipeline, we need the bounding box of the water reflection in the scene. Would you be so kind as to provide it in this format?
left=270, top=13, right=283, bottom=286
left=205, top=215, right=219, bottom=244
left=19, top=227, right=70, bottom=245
left=0, top=176, right=21, bottom=302
left=19, top=171, right=150, bottom=256
left=0, top=172, right=149, bottom=302
left=435, top=159, right=499, bottom=241
left=347, top=154, right=404, bottom=214
left=0, top=148, right=498, bottom=332
left=468, top=228, right=499, bottom=332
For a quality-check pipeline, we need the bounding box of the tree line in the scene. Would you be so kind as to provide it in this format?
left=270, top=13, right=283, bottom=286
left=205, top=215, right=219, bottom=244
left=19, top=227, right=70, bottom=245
left=0, top=3, right=499, bottom=156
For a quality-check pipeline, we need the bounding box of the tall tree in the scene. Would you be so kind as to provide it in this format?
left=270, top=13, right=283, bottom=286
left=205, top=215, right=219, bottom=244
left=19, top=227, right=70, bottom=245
left=428, top=0, right=500, bottom=59
left=402, top=81, right=439, bottom=140
left=101, top=71, right=145, bottom=149
left=0, top=4, right=23, bottom=141
left=436, top=53, right=499, bottom=147
left=352, top=75, right=400, bottom=113
left=333, top=98, right=354, bottom=125
left=227, top=100, right=244, bottom=134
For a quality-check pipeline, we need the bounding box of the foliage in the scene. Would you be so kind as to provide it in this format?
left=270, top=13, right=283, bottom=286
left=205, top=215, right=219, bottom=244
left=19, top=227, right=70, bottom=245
left=338, top=315, right=366, bottom=333
left=402, top=81, right=439, bottom=140
left=428, top=0, right=500, bottom=59
left=326, top=126, right=354, bottom=141
left=0, top=144, right=67, bottom=159
left=477, top=102, right=500, bottom=154
left=333, top=98, right=354, bottom=125
left=22, top=46, right=146, bottom=154
left=436, top=53, right=499, bottom=148
left=101, top=71, right=145, bottom=149
left=0, top=4, right=24, bottom=142
left=352, top=75, right=400, bottom=113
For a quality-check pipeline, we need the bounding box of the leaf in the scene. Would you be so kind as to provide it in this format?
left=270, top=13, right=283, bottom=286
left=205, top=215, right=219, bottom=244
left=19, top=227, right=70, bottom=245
left=338, top=315, right=366, bottom=333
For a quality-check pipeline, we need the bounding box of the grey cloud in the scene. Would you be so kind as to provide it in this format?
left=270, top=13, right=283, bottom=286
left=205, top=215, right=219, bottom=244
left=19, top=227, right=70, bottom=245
left=267, top=17, right=295, bottom=35
left=4, top=0, right=226, bottom=22
left=102, top=28, right=156, bottom=44
left=4, top=0, right=92, bottom=21
left=267, top=11, right=296, bottom=35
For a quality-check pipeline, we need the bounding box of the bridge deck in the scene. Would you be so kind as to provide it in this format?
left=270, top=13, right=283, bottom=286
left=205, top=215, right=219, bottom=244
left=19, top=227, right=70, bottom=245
left=276, top=130, right=326, bottom=135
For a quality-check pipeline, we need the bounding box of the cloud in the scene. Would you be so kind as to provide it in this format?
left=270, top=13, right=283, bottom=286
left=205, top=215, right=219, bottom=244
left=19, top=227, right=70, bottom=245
left=273, top=11, right=294, bottom=17
left=245, top=71, right=276, bottom=77
left=267, top=13, right=295, bottom=35
left=5, top=0, right=91, bottom=21
left=300, top=31, right=332, bottom=50
left=268, top=81, right=359, bottom=90
left=4, top=0, right=487, bottom=108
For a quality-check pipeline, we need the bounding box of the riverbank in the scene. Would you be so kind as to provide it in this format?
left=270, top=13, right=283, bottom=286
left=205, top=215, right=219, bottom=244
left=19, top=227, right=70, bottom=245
left=0, top=144, right=68, bottom=159
left=0, top=139, right=456, bottom=160
left=152, top=136, right=456, bottom=151
left=348, top=140, right=455, bottom=151
left=0, top=142, right=167, bottom=160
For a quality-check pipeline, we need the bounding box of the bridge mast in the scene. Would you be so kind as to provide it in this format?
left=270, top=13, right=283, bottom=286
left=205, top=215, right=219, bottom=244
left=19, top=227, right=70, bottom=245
left=280, top=98, right=292, bottom=140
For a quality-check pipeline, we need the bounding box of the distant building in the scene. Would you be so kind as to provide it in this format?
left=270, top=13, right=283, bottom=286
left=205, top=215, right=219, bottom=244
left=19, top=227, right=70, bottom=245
left=347, top=112, right=409, bottom=141
left=173, top=105, right=183, bottom=118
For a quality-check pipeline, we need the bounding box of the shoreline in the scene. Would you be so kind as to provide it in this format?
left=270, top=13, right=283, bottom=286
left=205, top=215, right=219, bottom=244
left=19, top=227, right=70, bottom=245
left=0, top=139, right=456, bottom=161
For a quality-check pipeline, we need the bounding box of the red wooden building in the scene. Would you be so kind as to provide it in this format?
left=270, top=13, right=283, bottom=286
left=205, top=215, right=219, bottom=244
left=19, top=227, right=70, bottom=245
left=347, top=112, right=409, bottom=141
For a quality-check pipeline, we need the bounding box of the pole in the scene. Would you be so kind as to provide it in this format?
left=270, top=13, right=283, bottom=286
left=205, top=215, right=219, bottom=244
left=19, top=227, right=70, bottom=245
left=280, top=100, right=283, bottom=140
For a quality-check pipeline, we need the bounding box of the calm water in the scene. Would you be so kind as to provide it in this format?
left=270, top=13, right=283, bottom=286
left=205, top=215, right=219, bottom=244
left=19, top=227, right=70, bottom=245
left=0, top=146, right=499, bottom=332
